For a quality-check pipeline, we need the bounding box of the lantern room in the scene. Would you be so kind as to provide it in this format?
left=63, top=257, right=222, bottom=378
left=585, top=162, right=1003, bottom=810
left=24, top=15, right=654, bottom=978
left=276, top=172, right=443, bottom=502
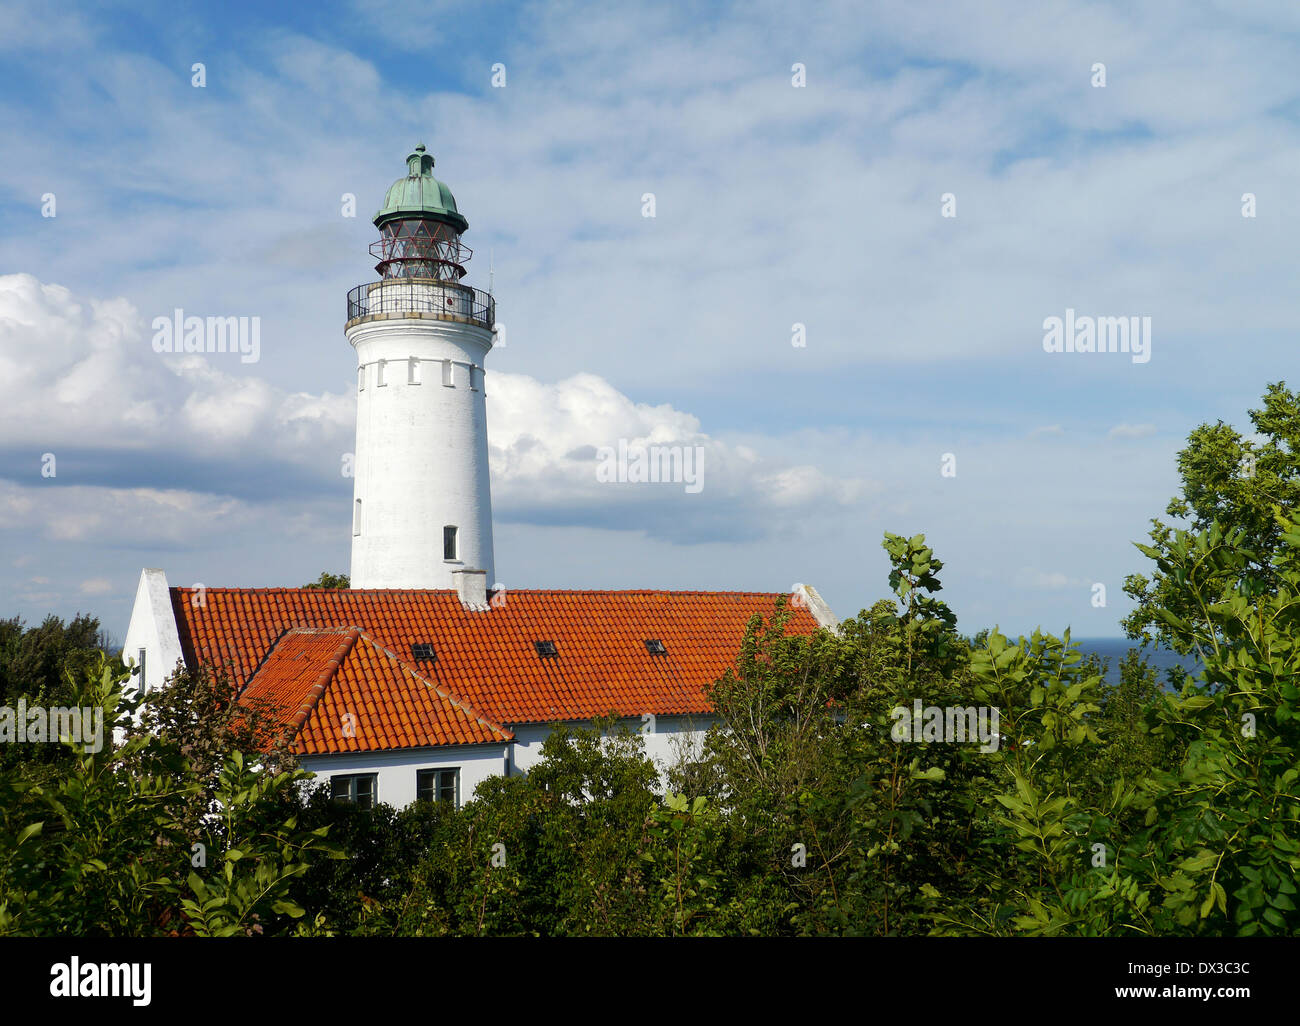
left=370, top=143, right=473, bottom=281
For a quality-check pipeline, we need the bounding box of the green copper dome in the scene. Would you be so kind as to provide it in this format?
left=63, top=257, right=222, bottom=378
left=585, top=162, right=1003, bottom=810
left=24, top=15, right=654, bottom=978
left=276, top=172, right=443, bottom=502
left=373, top=143, right=469, bottom=233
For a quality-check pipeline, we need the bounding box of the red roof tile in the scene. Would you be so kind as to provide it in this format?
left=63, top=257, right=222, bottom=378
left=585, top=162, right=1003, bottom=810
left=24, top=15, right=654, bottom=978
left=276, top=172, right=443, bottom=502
left=240, top=626, right=513, bottom=755
left=173, top=588, right=819, bottom=735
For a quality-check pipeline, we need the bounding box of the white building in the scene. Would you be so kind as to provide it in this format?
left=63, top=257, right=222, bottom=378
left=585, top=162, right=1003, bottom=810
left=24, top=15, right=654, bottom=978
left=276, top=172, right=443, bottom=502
left=123, top=144, right=837, bottom=810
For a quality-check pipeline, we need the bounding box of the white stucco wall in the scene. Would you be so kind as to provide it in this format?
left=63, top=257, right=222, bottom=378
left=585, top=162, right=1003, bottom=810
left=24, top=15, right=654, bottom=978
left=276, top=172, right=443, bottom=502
left=347, top=310, right=496, bottom=589
left=297, top=716, right=715, bottom=809
left=299, top=742, right=511, bottom=809
left=508, top=714, right=715, bottom=786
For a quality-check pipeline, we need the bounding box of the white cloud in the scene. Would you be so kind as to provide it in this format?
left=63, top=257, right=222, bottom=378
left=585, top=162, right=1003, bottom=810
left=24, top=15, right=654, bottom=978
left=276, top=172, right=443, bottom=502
left=1013, top=568, right=1081, bottom=591
left=0, top=273, right=352, bottom=465
left=0, top=274, right=866, bottom=545
left=1108, top=423, right=1157, bottom=440
left=485, top=371, right=870, bottom=540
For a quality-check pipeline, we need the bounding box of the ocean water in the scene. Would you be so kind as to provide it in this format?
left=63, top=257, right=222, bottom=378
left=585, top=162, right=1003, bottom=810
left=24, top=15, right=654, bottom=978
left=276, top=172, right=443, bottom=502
left=1073, top=637, right=1202, bottom=688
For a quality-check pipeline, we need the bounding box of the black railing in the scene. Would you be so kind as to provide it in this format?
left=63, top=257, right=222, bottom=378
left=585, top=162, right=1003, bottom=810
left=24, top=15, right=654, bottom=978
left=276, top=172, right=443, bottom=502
left=346, top=280, right=495, bottom=329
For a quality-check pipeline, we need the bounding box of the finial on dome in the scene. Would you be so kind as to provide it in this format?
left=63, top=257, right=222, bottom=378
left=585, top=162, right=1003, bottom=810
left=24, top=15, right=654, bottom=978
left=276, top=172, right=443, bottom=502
left=406, top=143, right=434, bottom=176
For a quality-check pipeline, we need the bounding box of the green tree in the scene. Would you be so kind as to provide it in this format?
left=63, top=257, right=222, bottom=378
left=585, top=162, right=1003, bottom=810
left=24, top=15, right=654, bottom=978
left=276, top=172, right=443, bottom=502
left=1124, top=382, right=1300, bottom=654
left=130, top=663, right=297, bottom=840
left=1129, top=514, right=1300, bottom=935
left=304, top=572, right=350, bottom=589
left=0, top=655, right=334, bottom=936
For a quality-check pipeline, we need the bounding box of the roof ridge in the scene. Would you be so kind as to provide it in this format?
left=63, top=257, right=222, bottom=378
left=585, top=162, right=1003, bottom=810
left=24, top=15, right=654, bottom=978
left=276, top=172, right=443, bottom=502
left=284, top=627, right=360, bottom=737
left=356, top=631, right=514, bottom=742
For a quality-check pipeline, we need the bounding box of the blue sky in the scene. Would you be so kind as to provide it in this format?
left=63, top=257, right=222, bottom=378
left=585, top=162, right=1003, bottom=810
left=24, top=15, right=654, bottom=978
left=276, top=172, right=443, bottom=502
left=2, top=0, right=1298, bottom=642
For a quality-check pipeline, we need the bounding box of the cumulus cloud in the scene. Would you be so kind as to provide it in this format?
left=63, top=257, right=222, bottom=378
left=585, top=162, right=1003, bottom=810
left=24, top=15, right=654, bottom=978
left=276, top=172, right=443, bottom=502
left=0, top=274, right=354, bottom=480
left=0, top=274, right=866, bottom=546
left=487, top=371, right=871, bottom=542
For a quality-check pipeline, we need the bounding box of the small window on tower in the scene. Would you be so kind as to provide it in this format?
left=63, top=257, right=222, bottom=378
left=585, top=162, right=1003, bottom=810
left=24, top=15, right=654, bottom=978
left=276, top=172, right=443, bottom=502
left=138, top=647, right=148, bottom=694
left=358, top=366, right=365, bottom=391
left=408, top=357, right=421, bottom=385
left=354, top=499, right=362, bottom=537
left=441, top=359, right=454, bottom=387
left=443, top=525, right=458, bottom=560
left=377, top=359, right=388, bottom=387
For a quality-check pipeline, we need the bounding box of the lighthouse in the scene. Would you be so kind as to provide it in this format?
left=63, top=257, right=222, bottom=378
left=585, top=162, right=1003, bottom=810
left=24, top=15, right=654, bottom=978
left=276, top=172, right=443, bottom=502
left=346, top=144, right=496, bottom=591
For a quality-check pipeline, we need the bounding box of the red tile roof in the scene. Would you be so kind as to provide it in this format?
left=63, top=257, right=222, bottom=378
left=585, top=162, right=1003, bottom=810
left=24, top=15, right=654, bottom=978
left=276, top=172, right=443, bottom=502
left=239, top=626, right=513, bottom=755
left=173, top=589, right=818, bottom=740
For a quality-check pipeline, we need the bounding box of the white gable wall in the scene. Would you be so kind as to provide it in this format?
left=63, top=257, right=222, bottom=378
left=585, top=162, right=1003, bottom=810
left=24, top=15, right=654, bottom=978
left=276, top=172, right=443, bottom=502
left=121, top=568, right=184, bottom=697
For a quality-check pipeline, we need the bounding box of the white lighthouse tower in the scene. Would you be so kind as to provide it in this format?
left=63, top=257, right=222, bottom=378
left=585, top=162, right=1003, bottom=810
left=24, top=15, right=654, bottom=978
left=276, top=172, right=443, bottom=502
left=346, top=144, right=496, bottom=590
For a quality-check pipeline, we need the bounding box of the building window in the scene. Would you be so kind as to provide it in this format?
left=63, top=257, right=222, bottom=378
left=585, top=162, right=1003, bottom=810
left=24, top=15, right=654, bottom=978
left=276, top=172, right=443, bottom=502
left=411, top=642, right=436, bottom=662
left=441, top=359, right=454, bottom=387
left=358, top=365, right=365, bottom=391
left=416, top=768, right=459, bottom=807
left=469, top=366, right=480, bottom=391
left=408, top=357, right=421, bottom=385
left=354, top=498, right=362, bottom=537
left=443, top=525, right=458, bottom=560
left=137, top=647, right=147, bottom=694
left=331, top=773, right=378, bottom=810
left=534, top=640, right=558, bottom=659
left=644, top=639, right=667, bottom=655
left=377, top=359, right=387, bottom=387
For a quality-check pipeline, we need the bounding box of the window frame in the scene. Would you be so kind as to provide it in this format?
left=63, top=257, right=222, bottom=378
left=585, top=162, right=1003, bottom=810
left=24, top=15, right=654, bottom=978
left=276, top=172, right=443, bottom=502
left=415, top=767, right=460, bottom=808
left=331, top=773, right=378, bottom=810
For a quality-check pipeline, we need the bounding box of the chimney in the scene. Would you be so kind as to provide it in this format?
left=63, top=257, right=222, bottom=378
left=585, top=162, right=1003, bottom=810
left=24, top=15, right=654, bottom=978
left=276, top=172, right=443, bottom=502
left=453, top=568, right=489, bottom=611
